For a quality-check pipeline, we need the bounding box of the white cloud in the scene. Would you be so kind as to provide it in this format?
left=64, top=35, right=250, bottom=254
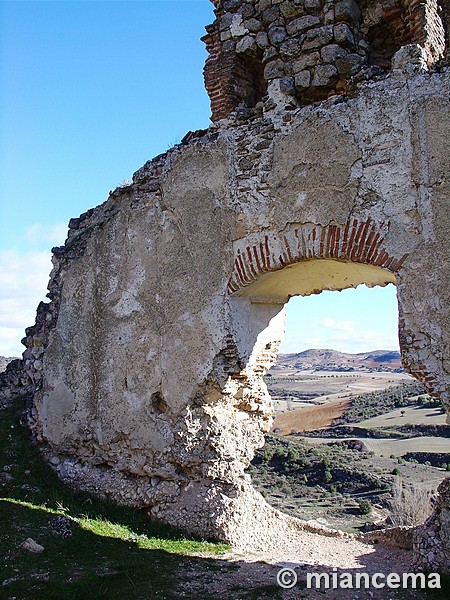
left=317, top=316, right=398, bottom=353
left=280, top=315, right=399, bottom=354
left=0, top=249, right=53, bottom=357
left=24, top=222, right=68, bottom=246
left=322, top=317, right=356, bottom=332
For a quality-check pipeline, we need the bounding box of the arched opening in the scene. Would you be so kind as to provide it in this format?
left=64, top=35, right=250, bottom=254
left=366, top=21, right=405, bottom=70
left=358, top=1, right=412, bottom=70
left=233, top=53, right=267, bottom=110
left=231, top=257, right=448, bottom=533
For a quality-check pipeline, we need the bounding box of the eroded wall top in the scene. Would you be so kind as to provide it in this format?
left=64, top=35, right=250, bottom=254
left=203, top=0, right=447, bottom=120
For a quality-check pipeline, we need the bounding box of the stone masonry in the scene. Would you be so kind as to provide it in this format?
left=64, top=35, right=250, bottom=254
left=1, top=0, right=449, bottom=566
left=203, top=0, right=447, bottom=120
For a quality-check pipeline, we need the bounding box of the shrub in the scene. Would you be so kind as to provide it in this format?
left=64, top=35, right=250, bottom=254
left=324, top=468, right=333, bottom=483
left=357, top=499, right=372, bottom=515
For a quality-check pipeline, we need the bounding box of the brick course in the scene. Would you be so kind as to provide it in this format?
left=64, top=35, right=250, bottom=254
left=228, top=218, right=407, bottom=293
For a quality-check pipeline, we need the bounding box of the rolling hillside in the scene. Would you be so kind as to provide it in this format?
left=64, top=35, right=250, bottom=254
left=271, top=349, right=402, bottom=372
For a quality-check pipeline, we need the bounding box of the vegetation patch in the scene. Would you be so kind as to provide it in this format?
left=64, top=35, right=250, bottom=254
left=0, top=397, right=232, bottom=599
left=249, top=434, right=391, bottom=527
left=402, top=452, right=450, bottom=469
left=301, top=423, right=450, bottom=439
left=333, top=382, right=427, bottom=425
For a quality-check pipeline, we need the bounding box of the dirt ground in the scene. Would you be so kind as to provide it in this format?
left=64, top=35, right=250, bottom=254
left=179, top=534, right=436, bottom=600
left=273, top=398, right=352, bottom=434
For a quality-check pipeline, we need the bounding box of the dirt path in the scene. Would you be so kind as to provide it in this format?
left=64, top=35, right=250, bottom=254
left=181, top=530, right=425, bottom=599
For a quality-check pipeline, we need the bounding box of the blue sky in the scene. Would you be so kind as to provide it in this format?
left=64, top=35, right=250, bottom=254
left=0, top=0, right=399, bottom=357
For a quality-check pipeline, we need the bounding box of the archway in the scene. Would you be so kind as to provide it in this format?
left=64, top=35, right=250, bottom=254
left=243, top=279, right=445, bottom=532
left=221, top=214, right=448, bottom=545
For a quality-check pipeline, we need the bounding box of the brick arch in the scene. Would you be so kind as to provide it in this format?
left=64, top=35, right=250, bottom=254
left=228, top=217, right=408, bottom=294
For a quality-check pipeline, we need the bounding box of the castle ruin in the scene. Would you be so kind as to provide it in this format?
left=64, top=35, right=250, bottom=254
left=2, top=0, right=449, bottom=569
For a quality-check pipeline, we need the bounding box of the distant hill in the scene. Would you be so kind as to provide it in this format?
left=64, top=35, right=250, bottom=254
left=0, top=357, right=18, bottom=373
left=0, top=350, right=402, bottom=375
left=271, top=349, right=403, bottom=372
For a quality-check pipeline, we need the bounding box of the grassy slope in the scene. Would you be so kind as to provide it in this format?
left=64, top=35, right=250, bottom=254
left=0, top=397, right=233, bottom=600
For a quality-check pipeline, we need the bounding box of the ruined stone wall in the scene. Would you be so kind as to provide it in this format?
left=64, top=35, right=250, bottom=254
left=1, top=0, right=449, bottom=562
left=203, top=0, right=447, bottom=120
left=413, top=478, right=450, bottom=571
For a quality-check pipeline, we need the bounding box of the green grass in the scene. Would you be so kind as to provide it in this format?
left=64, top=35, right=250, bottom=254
left=0, top=397, right=231, bottom=599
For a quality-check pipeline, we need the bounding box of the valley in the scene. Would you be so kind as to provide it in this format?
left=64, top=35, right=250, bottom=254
left=249, top=350, right=449, bottom=533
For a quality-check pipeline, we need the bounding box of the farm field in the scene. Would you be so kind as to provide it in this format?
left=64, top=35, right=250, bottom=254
left=269, top=370, right=412, bottom=415
left=305, top=435, right=450, bottom=457
left=273, top=397, right=351, bottom=433
left=357, top=404, right=446, bottom=428
left=347, top=436, right=449, bottom=456
left=251, top=353, right=450, bottom=533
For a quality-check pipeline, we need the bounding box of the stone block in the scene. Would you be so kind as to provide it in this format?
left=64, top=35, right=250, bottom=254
left=293, top=51, right=320, bottom=72
left=262, top=6, right=280, bottom=24
left=333, top=23, right=355, bottom=46
left=294, top=69, right=311, bottom=90
left=303, top=25, right=334, bottom=50
left=244, top=18, right=261, bottom=33
left=321, top=43, right=347, bottom=63
left=256, top=31, right=269, bottom=48
left=324, top=7, right=335, bottom=25
left=256, top=0, right=272, bottom=13
left=280, top=3, right=305, bottom=19
left=262, top=47, right=278, bottom=63
left=304, top=0, right=322, bottom=10
left=268, top=25, right=287, bottom=45
left=391, top=44, right=428, bottom=72
left=238, top=3, right=255, bottom=20
left=280, top=36, right=305, bottom=58
left=336, top=52, right=364, bottom=76
left=335, top=0, right=361, bottom=24
left=311, top=63, right=338, bottom=87
left=286, top=15, right=321, bottom=36
left=279, top=76, right=295, bottom=95
left=222, top=40, right=236, bottom=54
left=223, top=0, right=241, bottom=9
left=264, top=59, right=285, bottom=80
left=220, top=13, right=234, bottom=31
left=236, top=35, right=257, bottom=55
